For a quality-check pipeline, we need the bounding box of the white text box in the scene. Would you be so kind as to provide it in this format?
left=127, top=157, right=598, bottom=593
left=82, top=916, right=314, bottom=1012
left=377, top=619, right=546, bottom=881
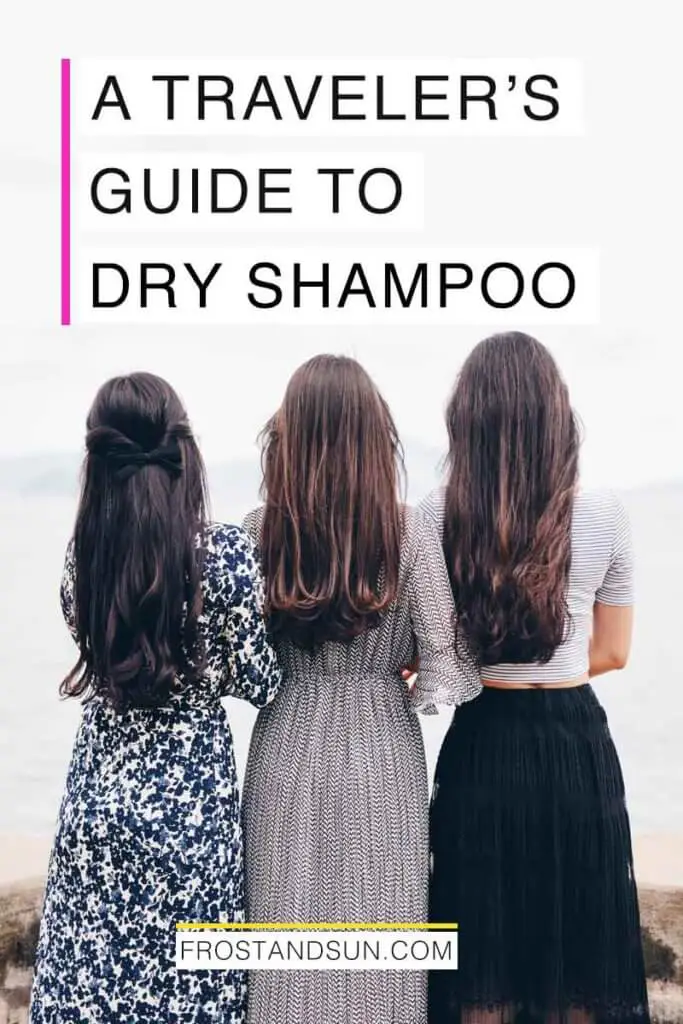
left=72, top=246, right=600, bottom=325
left=71, top=59, right=584, bottom=138
left=75, top=152, right=424, bottom=234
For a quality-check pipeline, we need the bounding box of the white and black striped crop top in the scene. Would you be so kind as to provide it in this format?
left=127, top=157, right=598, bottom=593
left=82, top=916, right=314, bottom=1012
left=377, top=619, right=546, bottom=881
left=419, top=487, right=634, bottom=684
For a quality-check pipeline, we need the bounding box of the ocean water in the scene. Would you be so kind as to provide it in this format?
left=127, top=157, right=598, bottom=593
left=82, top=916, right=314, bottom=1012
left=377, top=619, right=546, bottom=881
left=0, top=485, right=681, bottom=837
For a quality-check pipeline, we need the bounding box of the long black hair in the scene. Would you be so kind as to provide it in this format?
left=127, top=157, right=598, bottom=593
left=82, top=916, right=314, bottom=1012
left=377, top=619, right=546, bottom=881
left=61, top=372, right=209, bottom=709
left=444, top=332, right=580, bottom=666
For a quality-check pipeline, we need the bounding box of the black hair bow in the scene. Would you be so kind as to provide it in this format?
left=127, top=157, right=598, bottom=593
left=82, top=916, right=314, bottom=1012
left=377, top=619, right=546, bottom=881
left=86, top=426, right=184, bottom=483
left=108, top=441, right=183, bottom=483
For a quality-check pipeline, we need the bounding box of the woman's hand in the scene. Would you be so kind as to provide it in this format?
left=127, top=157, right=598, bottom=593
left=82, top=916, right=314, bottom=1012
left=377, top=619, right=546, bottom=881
left=400, top=657, right=420, bottom=683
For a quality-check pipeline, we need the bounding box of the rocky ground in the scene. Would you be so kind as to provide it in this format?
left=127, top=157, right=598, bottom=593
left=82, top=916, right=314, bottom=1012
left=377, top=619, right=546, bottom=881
left=2, top=877, right=683, bottom=1022
left=641, top=886, right=683, bottom=1023
left=0, top=879, right=42, bottom=1024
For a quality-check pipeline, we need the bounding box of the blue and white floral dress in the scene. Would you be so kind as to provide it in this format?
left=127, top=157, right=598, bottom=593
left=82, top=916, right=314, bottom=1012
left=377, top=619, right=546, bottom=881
left=30, top=524, right=282, bottom=1024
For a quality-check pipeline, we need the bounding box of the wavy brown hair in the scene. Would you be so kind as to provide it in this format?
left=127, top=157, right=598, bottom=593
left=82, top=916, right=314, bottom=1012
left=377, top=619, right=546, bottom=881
left=259, top=354, right=404, bottom=648
left=444, top=332, right=580, bottom=666
left=61, top=372, right=209, bottom=709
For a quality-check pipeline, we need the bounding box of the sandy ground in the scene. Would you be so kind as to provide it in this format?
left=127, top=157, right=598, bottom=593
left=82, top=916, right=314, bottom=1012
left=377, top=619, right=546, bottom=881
left=1, top=831, right=682, bottom=889
left=635, top=835, right=683, bottom=889
left=0, top=837, right=51, bottom=889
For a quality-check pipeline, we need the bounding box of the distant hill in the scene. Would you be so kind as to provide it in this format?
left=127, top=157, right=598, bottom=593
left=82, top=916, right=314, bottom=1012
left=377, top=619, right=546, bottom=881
left=0, top=454, right=82, bottom=498
left=1, top=447, right=681, bottom=530
left=0, top=437, right=446, bottom=507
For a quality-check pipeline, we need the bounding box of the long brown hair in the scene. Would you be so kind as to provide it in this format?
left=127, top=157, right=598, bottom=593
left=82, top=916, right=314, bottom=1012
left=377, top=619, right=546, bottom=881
left=259, top=354, right=404, bottom=648
left=444, top=332, right=579, bottom=666
left=61, top=372, right=209, bottom=709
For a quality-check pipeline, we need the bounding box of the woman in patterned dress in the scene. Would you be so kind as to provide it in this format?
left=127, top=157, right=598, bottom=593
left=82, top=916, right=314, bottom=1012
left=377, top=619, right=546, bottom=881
left=29, top=372, right=282, bottom=1024
left=241, top=355, right=482, bottom=1024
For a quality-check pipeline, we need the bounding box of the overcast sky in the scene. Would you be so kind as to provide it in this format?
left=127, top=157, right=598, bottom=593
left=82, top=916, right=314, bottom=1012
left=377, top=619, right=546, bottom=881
left=0, top=0, right=681, bottom=491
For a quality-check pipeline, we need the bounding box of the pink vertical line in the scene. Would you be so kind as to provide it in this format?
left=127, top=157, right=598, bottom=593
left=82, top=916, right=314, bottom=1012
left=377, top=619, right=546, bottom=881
left=61, top=58, right=71, bottom=326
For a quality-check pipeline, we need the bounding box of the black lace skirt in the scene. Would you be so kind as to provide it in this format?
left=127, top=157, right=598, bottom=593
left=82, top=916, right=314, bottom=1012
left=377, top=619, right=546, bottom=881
left=429, top=685, right=650, bottom=1023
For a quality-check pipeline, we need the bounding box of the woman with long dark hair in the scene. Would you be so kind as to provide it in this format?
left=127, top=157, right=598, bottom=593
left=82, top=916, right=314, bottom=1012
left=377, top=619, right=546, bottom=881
left=30, top=373, right=281, bottom=1024
left=241, top=354, right=482, bottom=1024
left=423, top=333, right=649, bottom=1023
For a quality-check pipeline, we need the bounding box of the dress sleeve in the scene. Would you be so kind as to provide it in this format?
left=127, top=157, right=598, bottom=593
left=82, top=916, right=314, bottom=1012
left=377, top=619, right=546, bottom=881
left=60, top=540, right=79, bottom=644
left=595, top=497, right=634, bottom=606
left=417, top=488, right=445, bottom=533
left=220, top=527, right=282, bottom=707
left=242, top=507, right=264, bottom=546
left=407, top=513, right=482, bottom=715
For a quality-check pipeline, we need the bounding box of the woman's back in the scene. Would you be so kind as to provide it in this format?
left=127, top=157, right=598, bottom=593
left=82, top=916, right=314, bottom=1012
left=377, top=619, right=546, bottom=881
left=241, top=509, right=479, bottom=1024
left=421, top=486, right=633, bottom=683
left=33, top=519, right=282, bottom=1024
left=243, top=503, right=481, bottom=708
left=60, top=521, right=281, bottom=709
left=425, top=333, right=648, bottom=1023
left=241, top=353, right=480, bottom=1024
left=31, top=373, right=282, bottom=1024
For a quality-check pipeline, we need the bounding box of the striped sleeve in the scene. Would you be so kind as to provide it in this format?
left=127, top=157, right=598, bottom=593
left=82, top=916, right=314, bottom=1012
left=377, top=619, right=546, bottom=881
left=595, top=496, right=634, bottom=606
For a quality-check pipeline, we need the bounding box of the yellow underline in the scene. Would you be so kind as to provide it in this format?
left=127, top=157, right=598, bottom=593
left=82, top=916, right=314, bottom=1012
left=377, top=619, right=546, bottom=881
left=176, top=922, right=458, bottom=932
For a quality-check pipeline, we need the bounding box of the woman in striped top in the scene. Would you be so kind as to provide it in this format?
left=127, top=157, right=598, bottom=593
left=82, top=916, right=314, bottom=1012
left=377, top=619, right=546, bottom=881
left=423, top=333, right=650, bottom=1023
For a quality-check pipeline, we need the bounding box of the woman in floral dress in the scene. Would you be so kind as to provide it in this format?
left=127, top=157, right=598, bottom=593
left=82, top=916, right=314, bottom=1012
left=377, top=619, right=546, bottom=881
left=30, top=372, right=281, bottom=1024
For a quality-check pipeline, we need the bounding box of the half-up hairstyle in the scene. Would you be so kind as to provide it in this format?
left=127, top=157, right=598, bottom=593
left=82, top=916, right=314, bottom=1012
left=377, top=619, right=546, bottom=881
left=259, top=354, right=404, bottom=649
left=444, top=332, right=580, bottom=666
left=61, top=372, right=209, bottom=709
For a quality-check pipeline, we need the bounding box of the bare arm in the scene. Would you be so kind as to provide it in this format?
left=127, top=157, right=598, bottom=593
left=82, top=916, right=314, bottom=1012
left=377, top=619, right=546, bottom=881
left=590, top=496, right=635, bottom=678
left=589, top=603, right=633, bottom=677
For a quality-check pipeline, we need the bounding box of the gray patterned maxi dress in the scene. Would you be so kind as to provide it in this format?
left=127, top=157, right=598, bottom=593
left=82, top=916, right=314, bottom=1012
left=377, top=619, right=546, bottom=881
left=242, top=505, right=482, bottom=1024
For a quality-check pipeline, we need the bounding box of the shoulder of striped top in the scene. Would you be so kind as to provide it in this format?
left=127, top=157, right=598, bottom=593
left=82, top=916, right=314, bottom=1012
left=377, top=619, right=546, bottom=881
left=573, top=487, right=627, bottom=517
left=573, top=489, right=634, bottom=606
left=572, top=489, right=633, bottom=554
left=418, top=486, right=631, bottom=555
